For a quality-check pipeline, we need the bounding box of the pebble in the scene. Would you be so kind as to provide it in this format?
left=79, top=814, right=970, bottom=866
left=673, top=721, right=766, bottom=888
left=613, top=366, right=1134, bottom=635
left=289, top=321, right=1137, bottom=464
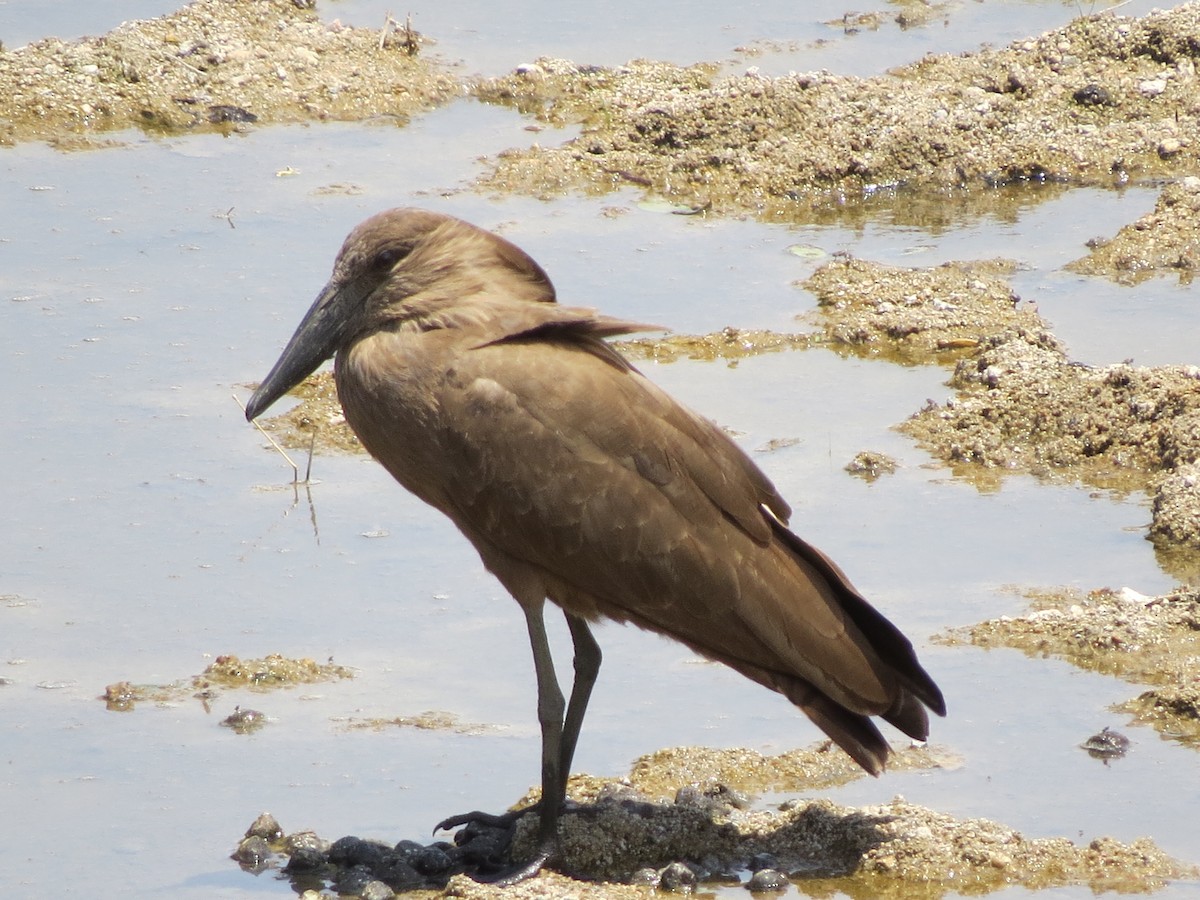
left=360, top=881, right=396, bottom=900
left=659, top=861, right=699, bottom=892
left=629, top=866, right=661, bottom=886
left=333, top=864, right=377, bottom=895
left=220, top=706, right=267, bottom=732
left=283, top=831, right=330, bottom=871
left=410, top=844, right=453, bottom=875
left=1157, top=138, right=1182, bottom=158
left=232, top=835, right=271, bottom=866
left=329, top=835, right=390, bottom=868
left=746, top=868, right=789, bottom=891
left=1082, top=726, right=1131, bottom=759
left=245, top=811, right=283, bottom=841
left=1072, top=83, right=1111, bottom=106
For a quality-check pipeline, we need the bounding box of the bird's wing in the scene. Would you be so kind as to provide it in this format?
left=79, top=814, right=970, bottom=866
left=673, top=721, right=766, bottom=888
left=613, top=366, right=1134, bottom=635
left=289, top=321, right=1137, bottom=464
left=482, top=303, right=792, bottom=528
left=340, top=301, right=778, bottom=597
left=444, top=322, right=783, bottom=565
left=455, top=323, right=907, bottom=697
left=338, top=304, right=931, bottom=732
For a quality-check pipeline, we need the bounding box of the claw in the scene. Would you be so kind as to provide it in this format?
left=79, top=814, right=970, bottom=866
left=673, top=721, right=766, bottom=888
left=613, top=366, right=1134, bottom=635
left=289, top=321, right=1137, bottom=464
left=477, top=845, right=554, bottom=886
left=430, top=806, right=557, bottom=884
left=433, top=808, right=524, bottom=835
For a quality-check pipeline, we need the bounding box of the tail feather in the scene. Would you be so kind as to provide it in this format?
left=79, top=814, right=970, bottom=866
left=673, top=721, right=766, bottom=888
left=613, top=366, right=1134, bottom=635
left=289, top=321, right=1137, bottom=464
left=882, top=687, right=932, bottom=742
left=768, top=517, right=947, bottom=719
left=775, top=674, right=891, bottom=775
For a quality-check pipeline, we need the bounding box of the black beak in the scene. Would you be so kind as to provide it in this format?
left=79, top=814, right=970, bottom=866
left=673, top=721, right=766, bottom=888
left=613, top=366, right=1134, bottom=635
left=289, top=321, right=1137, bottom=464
left=245, top=281, right=348, bottom=421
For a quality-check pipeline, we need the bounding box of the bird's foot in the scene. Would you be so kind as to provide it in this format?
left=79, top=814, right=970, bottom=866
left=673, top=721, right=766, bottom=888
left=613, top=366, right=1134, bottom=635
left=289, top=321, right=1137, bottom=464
left=473, top=844, right=554, bottom=886
left=434, top=805, right=557, bottom=885
left=433, top=806, right=529, bottom=835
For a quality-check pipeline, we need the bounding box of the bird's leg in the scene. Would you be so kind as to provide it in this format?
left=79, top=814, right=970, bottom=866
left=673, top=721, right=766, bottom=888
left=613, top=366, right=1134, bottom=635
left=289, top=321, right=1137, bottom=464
left=435, top=600, right=568, bottom=884
left=484, top=612, right=602, bottom=885
left=558, top=613, right=601, bottom=781
left=434, top=608, right=601, bottom=884
left=487, top=599, right=567, bottom=884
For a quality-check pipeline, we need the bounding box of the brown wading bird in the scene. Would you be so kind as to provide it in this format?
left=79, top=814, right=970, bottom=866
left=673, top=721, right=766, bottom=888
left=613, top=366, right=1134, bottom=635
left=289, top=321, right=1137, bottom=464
left=245, top=209, right=946, bottom=883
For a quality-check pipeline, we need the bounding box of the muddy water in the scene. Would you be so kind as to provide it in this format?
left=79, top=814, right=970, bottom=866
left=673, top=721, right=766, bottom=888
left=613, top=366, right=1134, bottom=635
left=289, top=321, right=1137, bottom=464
left=2, top=1, right=1198, bottom=898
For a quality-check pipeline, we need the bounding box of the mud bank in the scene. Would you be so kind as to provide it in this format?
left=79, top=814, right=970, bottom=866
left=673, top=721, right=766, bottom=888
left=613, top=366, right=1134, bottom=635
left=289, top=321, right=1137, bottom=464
left=801, top=252, right=1200, bottom=553
left=0, top=0, right=457, bottom=145
left=939, top=585, right=1200, bottom=749
left=1068, top=176, right=1200, bottom=283
left=234, top=742, right=1195, bottom=898
left=474, top=5, right=1200, bottom=216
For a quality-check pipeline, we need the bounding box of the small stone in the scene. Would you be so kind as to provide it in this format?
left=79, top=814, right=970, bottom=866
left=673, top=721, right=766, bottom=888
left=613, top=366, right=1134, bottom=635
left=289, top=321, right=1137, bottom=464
left=1082, top=726, right=1131, bottom=759
left=710, top=782, right=752, bottom=809
left=412, top=844, right=453, bottom=875
left=245, top=812, right=283, bottom=842
left=232, top=835, right=271, bottom=866
left=360, top=880, right=396, bottom=900
left=103, top=681, right=137, bottom=710
left=1157, top=138, right=1182, bottom=159
left=284, top=831, right=330, bottom=871
left=845, top=450, right=898, bottom=481
left=207, top=104, right=258, bottom=124
left=333, top=864, right=376, bottom=895
left=1138, top=78, right=1167, bottom=97
left=747, top=868, right=789, bottom=891
left=221, top=705, right=267, bottom=732
left=660, top=861, right=698, bottom=892
left=629, top=866, right=661, bottom=886
left=374, top=855, right=422, bottom=890
left=1072, top=83, right=1111, bottom=106
left=1115, top=587, right=1152, bottom=606
left=329, top=835, right=388, bottom=868
left=393, top=839, right=424, bottom=859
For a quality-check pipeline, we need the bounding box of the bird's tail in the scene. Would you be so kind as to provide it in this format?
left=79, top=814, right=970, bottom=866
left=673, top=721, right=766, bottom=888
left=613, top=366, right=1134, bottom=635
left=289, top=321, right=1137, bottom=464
left=769, top=517, right=947, bottom=722
left=750, top=518, right=947, bottom=773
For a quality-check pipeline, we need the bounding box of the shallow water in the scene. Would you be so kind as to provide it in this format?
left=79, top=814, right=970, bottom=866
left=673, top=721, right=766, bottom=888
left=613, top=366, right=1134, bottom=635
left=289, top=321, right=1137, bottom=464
left=2, top=1, right=1198, bottom=897
left=0, top=0, right=1167, bottom=75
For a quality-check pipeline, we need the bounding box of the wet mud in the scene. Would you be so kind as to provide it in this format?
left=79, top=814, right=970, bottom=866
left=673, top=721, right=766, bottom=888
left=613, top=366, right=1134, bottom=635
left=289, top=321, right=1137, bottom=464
left=233, top=742, right=1195, bottom=898
left=0, top=0, right=456, bottom=146
left=801, top=256, right=1033, bottom=364
left=938, top=585, right=1200, bottom=749
left=802, top=253, right=1200, bottom=555
left=1068, top=176, right=1200, bottom=283
left=101, top=652, right=354, bottom=712
left=341, top=711, right=500, bottom=736
left=473, top=7, right=1200, bottom=217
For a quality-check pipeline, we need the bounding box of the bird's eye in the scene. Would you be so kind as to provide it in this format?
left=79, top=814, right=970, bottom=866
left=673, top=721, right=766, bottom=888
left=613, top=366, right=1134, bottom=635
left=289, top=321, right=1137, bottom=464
left=372, top=245, right=408, bottom=271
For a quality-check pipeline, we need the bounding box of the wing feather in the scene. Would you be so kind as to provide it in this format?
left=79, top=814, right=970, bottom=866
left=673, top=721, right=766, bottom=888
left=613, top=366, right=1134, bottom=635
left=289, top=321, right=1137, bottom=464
left=336, top=300, right=940, bottom=743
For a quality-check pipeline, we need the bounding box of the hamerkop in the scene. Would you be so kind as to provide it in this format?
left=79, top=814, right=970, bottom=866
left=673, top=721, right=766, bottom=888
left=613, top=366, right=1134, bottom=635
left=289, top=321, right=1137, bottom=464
left=245, top=208, right=945, bottom=881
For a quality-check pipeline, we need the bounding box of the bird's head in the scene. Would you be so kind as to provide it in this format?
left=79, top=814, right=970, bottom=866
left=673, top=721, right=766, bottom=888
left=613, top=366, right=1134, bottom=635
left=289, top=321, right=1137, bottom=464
left=244, top=208, right=556, bottom=421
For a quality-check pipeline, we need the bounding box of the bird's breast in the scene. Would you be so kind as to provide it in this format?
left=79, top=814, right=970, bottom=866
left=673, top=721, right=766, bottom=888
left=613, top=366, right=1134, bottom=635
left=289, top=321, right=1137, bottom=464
left=334, top=331, right=459, bottom=504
